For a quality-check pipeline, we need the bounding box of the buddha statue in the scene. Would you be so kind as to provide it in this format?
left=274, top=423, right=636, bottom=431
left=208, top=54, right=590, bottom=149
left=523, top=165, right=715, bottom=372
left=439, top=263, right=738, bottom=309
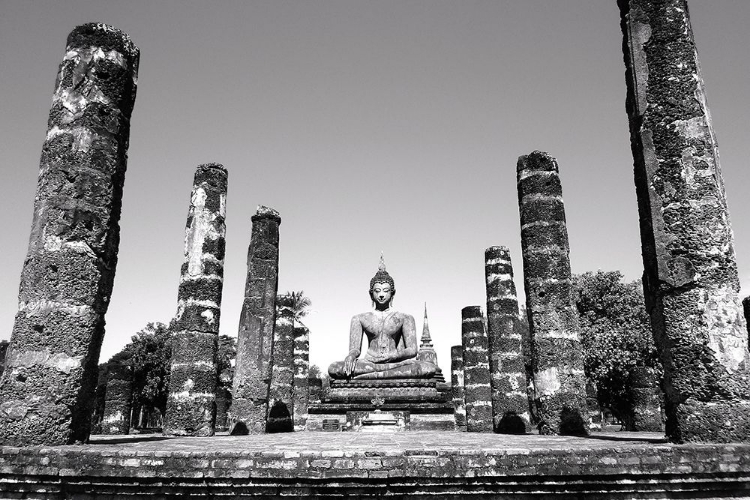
left=328, top=257, right=438, bottom=380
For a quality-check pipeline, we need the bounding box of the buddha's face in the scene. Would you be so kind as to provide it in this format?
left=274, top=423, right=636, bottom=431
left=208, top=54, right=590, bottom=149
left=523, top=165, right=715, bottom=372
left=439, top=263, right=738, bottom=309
left=371, top=282, right=393, bottom=307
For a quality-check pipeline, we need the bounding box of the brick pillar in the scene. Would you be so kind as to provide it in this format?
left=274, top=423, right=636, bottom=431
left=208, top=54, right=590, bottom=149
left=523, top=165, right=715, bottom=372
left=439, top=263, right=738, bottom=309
left=517, top=151, right=588, bottom=436
left=451, top=345, right=467, bottom=431
left=267, top=296, right=295, bottom=433
left=293, top=325, right=310, bottom=432
left=631, top=366, right=663, bottom=432
left=0, top=23, right=139, bottom=446
left=620, top=0, right=750, bottom=442
left=308, top=378, right=323, bottom=404
left=230, top=206, right=281, bottom=434
left=101, top=362, right=133, bottom=435
left=485, top=246, right=530, bottom=434
left=163, top=163, right=227, bottom=437
left=461, top=306, right=493, bottom=433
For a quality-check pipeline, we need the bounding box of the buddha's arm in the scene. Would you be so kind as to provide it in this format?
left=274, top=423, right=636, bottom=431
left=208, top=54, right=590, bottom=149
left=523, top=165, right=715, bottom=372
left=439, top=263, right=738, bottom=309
left=344, top=315, right=363, bottom=376
left=391, top=315, right=418, bottom=362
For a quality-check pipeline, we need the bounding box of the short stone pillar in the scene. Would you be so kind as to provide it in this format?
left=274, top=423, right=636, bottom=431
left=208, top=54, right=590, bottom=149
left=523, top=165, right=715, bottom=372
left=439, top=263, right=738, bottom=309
left=450, top=345, right=467, bottom=431
left=164, top=163, right=228, bottom=437
left=461, top=306, right=493, bottom=433
left=631, top=366, right=663, bottom=432
left=485, top=246, right=530, bottom=434
left=293, top=325, right=310, bottom=432
left=517, top=151, right=588, bottom=435
left=230, top=206, right=281, bottom=435
left=101, top=363, right=133, bottom=435
left=267, top=296, right=295, bottom=433
left=620, top=0, right=750, bottom=442
left=0, top=24, right=139, bottom=446
left=308, top=378, right=323, bottom=404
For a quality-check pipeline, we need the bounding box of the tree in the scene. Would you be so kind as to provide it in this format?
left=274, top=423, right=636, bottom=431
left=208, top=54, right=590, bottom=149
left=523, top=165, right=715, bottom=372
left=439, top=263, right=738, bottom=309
left=278, top=290, right=312, bottom=325
left=124, top=322, right=173, bottom=422
left=573, top=271, right=659, bottom=429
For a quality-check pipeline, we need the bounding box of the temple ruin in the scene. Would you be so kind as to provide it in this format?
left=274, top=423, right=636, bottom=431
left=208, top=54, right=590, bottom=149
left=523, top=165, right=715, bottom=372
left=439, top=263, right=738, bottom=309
left=460, top=306, right=493, bottom=433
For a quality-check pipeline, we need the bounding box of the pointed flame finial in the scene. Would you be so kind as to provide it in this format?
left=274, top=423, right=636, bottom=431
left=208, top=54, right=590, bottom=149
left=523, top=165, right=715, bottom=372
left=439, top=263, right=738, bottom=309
left=378, top=252, right=386, bottom=272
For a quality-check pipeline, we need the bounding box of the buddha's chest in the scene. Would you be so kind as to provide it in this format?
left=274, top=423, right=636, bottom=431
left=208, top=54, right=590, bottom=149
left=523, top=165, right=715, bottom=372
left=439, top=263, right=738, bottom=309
left=362, top=313, right=403, bottom=336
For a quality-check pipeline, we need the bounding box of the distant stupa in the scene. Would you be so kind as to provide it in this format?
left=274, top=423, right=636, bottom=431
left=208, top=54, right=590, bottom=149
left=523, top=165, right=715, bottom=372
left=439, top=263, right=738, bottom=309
left=417, top=304, right=445, bottom=383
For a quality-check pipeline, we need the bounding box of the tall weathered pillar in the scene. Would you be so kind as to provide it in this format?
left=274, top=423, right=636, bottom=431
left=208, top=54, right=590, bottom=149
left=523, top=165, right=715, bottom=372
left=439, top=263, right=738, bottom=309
left=450, top=345, right=467, bottom=431
left=517, top=151, right=588, bottom=436
left=164, top=163, right=228, bottom=436
left=620, top=0, right=750, bottom=442
left=0, top=24, right=139, bottom=446
left=485, top=246, right=530, bottom=434
left=293, top=325, right=310, bottom=432
left=230, top=206, right=281, bottom=434
left=461, top=306, right=493, bottom=433
left=267, top=296, right=295, bottom=433
left=100, top=362, right=133, bottom=435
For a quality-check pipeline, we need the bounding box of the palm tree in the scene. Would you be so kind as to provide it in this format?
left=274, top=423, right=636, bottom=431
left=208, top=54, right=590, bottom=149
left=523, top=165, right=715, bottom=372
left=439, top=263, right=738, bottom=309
left=277, top=290, right=312, bottom=326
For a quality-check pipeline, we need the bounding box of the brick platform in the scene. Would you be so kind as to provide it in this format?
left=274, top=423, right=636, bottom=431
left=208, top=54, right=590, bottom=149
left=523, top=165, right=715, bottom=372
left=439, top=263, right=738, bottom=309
left=1, top=431, right=749, bottom=498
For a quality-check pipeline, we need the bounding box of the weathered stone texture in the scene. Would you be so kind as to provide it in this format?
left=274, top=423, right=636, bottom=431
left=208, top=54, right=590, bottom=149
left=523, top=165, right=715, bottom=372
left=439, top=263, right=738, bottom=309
left=619, top=0, right=750, bottom=442
left=450, top=345, right=467, bottom=431
left=164, top=163, right=228, bottom=437
left=100, top=362, right=133, bottom=435
left=632, top=366, right=663, bottom=432
left=517, top=151, right=588, bottom=436
left=293, top=325, right=310, bottom=432
left=267, top=296, right=295, bottom=433
left=0, top=23, right=139, bottom=446
left=460, top=306, right=493, bottom=433
left=230, top=206, right=281, bottom=434
left=484, top=246, right=529, bottom=434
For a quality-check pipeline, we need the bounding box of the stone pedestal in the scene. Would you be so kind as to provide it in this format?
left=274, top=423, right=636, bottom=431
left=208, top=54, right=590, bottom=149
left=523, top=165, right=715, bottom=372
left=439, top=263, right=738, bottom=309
left=164, top=163, right=227, bottom=437
left=307, top=379, right=452, bottom=432
left=461, top=306, right=493, bottom=433
left=485, top=246, right=530, bottom=433
left=620, top=0, right=750, bottom=442
left=230, top=206, right=281, bottom=435
left=517, top=151, right=588, bottom=436
left=0, top=23, right=139, bottom=446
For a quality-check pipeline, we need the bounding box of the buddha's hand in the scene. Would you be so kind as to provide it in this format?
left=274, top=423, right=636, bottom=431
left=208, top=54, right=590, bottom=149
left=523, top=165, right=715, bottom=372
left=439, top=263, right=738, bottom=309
left=344, top=354, right=358, bottom=377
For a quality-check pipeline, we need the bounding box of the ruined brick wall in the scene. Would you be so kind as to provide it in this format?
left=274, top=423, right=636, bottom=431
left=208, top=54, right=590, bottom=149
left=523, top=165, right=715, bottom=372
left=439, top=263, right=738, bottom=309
left=450, top=345, right=467, bottom=431
left=164, top=163, right=227, bottom=437
left=460, top=306, right=493, bottom=432
left=230, top=206, right=281, bottom=434
left=0, top=23, right=139, bottom=446
left=619, top=0, right=750, bottom=442
left=517, top=151, right=588, bottom=435
left=267, top=297, right=295, bottom=433
left=293, top=325, right=310, bottom=431
left=100, top=362, right=133, bottom=435
left=484, top=246, right=530, bottom=433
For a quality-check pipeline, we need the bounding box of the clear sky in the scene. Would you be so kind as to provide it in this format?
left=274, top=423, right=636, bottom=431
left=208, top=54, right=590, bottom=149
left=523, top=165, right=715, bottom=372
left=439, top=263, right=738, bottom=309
left=1, top=1, right=749, bottom=375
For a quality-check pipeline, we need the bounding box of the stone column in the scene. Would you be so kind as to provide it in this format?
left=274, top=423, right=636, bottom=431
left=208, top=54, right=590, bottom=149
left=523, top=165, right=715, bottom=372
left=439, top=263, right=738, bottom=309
left=450, top=345, right=467, bottom=431
left=485, top=246, right=530, bottom=434
left=163, top=163, right=227, bottom=437
left=293, top=325, right=310, bottom=432
left=631, top=366, right=663, bottom=432
left=517, top=151, right=588, bottom=436
left=267, top=296, right=295, bottom=433
left=101, top=362, right=133, bottom=435
left=230, top=206, right=281, bottom=434
left=0, top=24, right=139, bottom=446
left=619, top=0, right=750, bottom=442
left=461, top=306, right=493, bottom=433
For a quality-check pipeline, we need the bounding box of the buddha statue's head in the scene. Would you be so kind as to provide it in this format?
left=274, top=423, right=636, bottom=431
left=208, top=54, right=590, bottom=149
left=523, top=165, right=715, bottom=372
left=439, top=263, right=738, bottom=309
left=369, top=255, right=395, bottom=308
